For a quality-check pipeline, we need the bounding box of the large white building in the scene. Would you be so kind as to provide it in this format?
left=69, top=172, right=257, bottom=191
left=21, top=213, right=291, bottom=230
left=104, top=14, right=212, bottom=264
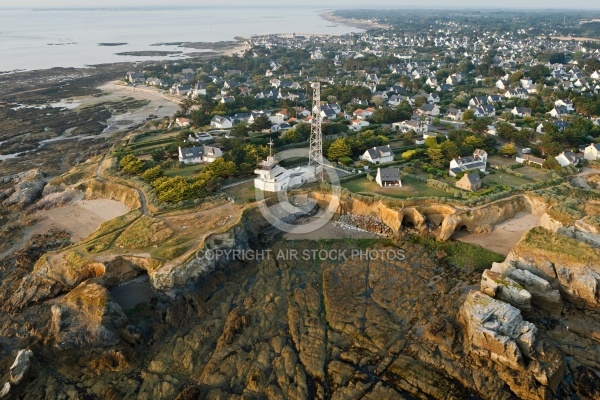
left=254, top=141, right=310, bottom=192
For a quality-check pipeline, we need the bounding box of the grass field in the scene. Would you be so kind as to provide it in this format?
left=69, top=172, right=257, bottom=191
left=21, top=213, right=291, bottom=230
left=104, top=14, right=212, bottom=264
left=222, top=180, right=261, bottom=204
left=487, top=155, right=519, bottom=168
left=164, top=163, right=205, bottom=178
left=134, top=130, right=179, bottom=144
left=519, top=166, right=552, bottom=180
left=482, top=172, right=532, bottom=187
left=342, top=176, right=454, bottom=198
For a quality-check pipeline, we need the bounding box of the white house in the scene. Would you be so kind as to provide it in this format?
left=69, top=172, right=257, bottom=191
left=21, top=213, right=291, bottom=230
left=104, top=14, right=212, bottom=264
left=555, top=151, right=580, bottom=167
left=350, top=119, right=370, bottom=131
left=178, top=145, right=223, bottom=164
left=375, top=168, right=402, bottom=188
left=548, top=106, right=570, bottom=119
left=360, top=145, right=395, bottom=164
left=511, top=107, right=531, bottom=118
left=445, top=108, right=463, bottom=121
left=583, top=143, right=600, bottom=161
left=417, top=104, right=440, bottom=116
left=210, top=116, right=233, bottom=129
left=449, top=149, right=488, bottom=177
left=392, top=120, right=429, bottom=134
left=554, top=99, right=574, bottom=111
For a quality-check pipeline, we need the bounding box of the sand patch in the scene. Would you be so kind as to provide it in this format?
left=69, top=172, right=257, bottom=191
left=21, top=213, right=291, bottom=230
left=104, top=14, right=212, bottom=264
left=37, top=199, right=130, bottom=242
left=454, top=211, right=542, bottom=256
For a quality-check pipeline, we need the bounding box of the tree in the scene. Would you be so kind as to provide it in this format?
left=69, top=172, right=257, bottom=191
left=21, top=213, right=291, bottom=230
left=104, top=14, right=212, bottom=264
left=414, top=96, right=427, bottom=108
left=142, top=166, right=164, bottom=182
left=471, top=117, right=491, bottom=133
left=427, top=147, right=445, bottom=168
left=402, top=149, right=418, bottom=161
left=462, top=109, right=475, bottom=121
left=402, top=130, right=415, bottom=146
left=499, top=143, right=517, bottom=157
left=151, top=148, right=166, bottom=163
left=424, top=136, right=438, bottom=148
left=231, top=123, right=249, bottom=137
left=543, top=157, right=561, bottom=170
left=327, top=138, right=352, bottom=162
left=280, top=129, right=302, bottom=144
left=509, top=70, right=524, bottom=84
left=372, top=95, right=385, bottom=107
left=440, top=140, right=460, bottom=161
left=250, top=115, right=272, bottom=131
left=119, top=154, right=145, bottom=175
left=496, top=122, right=517, bottom=141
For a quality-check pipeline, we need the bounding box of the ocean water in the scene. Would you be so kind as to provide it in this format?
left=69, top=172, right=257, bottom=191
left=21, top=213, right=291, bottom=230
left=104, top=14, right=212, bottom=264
left=0, top=6, right=360, bottom=72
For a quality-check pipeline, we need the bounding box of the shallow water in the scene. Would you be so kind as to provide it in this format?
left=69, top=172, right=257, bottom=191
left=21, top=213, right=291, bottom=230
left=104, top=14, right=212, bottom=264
left=0, top=5, right=360, bottom=71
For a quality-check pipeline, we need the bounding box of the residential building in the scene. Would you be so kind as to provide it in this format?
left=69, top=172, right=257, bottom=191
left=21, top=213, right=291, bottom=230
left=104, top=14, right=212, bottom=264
left=583, top=143, right=600, bottom=161
left=210, top=116, right=233, bottom=129
left=360, top=145, right=395, bottom=164
left=178, top=145, right=223, bottom=164
left=449, top=149, right=488, bottom=177
left=555, top=151, right=580, bottom=167
left=456, top=172, right=481, bottom=191
left=375, top=168, right=402, bottom=187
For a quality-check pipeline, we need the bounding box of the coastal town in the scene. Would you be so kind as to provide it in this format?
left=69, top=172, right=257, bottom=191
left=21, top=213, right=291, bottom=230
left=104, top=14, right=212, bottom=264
left=111, top=11, right=600, bottom=206
left=1, top=7, right=600, bottom=400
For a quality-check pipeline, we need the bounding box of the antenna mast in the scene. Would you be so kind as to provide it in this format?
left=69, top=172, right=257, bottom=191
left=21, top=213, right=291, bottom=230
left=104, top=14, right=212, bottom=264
left=309, top=81, right=324, bottom=182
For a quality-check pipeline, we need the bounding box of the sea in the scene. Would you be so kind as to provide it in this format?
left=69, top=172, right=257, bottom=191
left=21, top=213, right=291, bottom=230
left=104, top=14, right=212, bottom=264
left=0, top=5, right=361, bottom=72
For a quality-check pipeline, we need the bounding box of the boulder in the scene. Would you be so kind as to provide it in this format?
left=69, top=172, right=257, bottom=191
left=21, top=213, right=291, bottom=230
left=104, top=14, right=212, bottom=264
left=481, top=269, right=532, bottom=311
left=460, top=291, right=537, bottom=369
left=9, top=349, right=34, bottom=384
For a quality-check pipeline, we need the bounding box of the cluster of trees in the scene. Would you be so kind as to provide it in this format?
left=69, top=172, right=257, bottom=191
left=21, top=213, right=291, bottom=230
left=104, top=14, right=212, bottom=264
left=325, top=130, right=390, bottom=162
left=117, top=139, right=269, bottom=203
left=424, top=130, right=497, bottom=169
left=370, top=101, right=413, bottom=124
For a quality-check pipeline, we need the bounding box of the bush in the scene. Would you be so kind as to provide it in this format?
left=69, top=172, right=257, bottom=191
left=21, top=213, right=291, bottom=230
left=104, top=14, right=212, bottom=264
left=338, top=156, right=353, bottom=166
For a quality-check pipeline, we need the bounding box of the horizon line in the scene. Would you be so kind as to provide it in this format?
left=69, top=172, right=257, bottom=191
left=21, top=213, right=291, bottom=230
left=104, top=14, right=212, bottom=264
left=1, top=5, right=600, bottom=11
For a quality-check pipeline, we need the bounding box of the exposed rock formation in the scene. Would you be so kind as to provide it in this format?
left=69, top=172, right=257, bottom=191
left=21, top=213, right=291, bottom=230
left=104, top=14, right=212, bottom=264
left=51, top=282, right=128, bottom=349
left=1, top=169, right=46, bottom=208
left=150, top=224, right=249, bottom=291
left=459, top=291, right=565, bottom=395
left=0, top=349, right=35, bottom=399
left=508, top=227, right=600, bottom=309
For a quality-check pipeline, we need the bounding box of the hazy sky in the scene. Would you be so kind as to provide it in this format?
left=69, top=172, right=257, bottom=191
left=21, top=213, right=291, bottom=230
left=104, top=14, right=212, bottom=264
left=4, top=0, right=600, bottom=9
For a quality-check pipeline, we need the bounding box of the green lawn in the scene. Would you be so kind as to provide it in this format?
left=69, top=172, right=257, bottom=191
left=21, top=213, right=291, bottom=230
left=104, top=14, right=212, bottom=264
left=135, top=130, right=179, bottom=144
left=482, top=172, right=532, bottom=188
left=342, top=176, right=454, bottom=199
left=164, top=163, right=205, bottom=178
left=519, top=166, right=552, bottom=181
left=487, top=155, right=519, bottom=168
left=222, top=180, right=276, bottom=204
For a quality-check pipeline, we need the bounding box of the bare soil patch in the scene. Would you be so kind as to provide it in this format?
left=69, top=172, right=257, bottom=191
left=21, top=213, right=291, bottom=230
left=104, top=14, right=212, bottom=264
left=454, top=211, right=542, bottom=255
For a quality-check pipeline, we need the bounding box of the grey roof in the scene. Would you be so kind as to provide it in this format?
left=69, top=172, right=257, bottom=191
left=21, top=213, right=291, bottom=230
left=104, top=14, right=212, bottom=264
left=180, top=146, right=204, bottom=160
left=589, top=143, right=600, bottom=151
left=366, top=145, right=394, bottom=160
left=466, top=172, right=481, bottom=185
left=378, top=168, right=401, bottom=181
left=180, top=145, right=220, bottom=160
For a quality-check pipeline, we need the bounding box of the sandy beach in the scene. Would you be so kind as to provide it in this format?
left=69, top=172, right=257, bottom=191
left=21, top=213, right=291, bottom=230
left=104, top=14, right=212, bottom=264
left=320, top=11, right=391, bottom=30
left=37, top=197, right=131, bottom=242
left=454, top=211, right=542, bottom=256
